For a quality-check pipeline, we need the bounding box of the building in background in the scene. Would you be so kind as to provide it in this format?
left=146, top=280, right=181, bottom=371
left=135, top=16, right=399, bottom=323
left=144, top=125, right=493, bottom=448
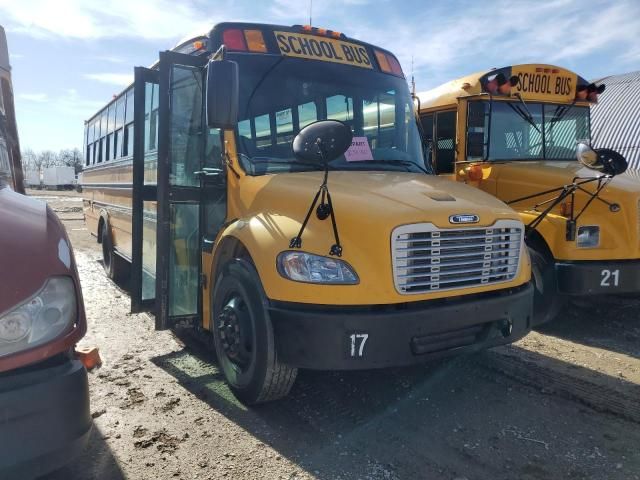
left=592, top=71, right=640, bottom=170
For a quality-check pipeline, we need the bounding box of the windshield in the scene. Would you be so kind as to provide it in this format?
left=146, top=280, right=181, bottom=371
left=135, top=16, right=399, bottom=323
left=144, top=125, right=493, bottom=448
left=233, top=55, right=426, bottom=175
left=467, top=100, right=590, bottom=161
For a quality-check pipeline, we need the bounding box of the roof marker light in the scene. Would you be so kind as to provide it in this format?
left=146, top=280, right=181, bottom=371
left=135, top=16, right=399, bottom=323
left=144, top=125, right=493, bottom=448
left=244, top=29, right=267, bottom=52
left=222, top=29, right=247, bottom=51
left=374, top=50, right=391, bottom=73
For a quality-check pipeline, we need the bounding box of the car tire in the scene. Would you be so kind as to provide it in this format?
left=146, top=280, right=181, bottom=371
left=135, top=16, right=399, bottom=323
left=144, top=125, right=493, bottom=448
left=101, top=221, right=129, bottom=283
left=529, top=246, right=566, bottom=327
left=211, top=258, right=297, bottom=404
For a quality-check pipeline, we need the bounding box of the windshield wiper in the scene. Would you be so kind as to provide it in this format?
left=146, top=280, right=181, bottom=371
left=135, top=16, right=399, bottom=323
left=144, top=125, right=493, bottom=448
left=508, top=93, right=541, bottom=134
left=547, top=100, right=577, bottom=134
left=240, top=154, right=326, bottom=170
left=348, top=159, right=430, bottom=174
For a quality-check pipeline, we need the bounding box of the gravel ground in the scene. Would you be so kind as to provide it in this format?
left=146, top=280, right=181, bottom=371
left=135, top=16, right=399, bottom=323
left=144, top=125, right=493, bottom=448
left=31, top=191, right=640, bottom=480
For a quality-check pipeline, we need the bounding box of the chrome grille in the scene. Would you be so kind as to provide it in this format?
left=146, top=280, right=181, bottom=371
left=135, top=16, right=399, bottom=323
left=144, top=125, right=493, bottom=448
left=392, top=220, right=523, bottom=294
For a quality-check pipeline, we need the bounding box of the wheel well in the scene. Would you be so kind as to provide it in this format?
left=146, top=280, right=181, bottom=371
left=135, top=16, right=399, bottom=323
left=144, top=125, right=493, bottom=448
left=211, top=236, right=253, bottom=280
left=525, top=227, right=554, bottom=259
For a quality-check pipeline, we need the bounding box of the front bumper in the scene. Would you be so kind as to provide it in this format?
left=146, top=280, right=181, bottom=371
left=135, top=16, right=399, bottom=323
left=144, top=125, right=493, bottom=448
left=270, top=283, right=533, bottom=370
left=556, top=260, right=640, bottom=295
left=0, top=356, right=91, bottom=479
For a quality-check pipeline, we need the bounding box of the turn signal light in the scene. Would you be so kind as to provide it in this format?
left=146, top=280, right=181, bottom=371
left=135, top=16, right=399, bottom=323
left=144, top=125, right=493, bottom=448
left=484, top=73, right=519, bottom=95
left=467, top=164, right=484, bottom=181
left=244, top=29, right=267, bottom=52
left=576, top=83, right=605, bottom=102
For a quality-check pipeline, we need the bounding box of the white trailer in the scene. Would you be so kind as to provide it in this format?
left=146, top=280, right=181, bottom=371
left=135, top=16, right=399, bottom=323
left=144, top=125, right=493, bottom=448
left=25, top=170, right=40, bottom=188
left=43, top=166, right=75, bottom=190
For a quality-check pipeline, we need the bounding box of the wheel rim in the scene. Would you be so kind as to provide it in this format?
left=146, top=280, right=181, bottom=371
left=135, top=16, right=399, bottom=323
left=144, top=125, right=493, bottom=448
left=217, top=295, right=254, bottom=373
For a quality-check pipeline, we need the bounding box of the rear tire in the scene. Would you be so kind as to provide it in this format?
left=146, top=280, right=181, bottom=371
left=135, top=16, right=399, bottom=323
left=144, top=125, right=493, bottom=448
left=211, top=259, right=297, bottom=404
left=529, top=246, right=566, bottom=327
left=101, top=222, right=129, bottom=283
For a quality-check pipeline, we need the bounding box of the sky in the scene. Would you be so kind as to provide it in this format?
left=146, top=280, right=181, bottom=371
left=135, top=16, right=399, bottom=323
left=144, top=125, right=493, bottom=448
left=1, top=0, right=639, bottom=152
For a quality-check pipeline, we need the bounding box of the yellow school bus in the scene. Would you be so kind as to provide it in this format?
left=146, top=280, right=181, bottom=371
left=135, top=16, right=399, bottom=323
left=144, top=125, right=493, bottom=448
left=417, top=64, right=637, bottom=326
left=82, top=23, right=533, bottom=404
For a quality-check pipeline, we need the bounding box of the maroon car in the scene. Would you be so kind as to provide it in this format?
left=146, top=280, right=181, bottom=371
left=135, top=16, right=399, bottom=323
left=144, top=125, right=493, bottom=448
left=0, top=26, right=91, bottom=478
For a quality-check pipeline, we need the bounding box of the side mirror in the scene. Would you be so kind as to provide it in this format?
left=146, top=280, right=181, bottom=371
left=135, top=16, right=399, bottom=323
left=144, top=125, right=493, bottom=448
left=206, top=59, right=239, bottom=129
left=577, top=142, right=627, bottom=176
left=292, top=120, right=353, bottom=165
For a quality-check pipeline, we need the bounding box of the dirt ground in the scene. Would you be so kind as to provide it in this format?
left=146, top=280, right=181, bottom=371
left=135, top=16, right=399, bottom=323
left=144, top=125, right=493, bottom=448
left=31, top=190, right=640, bottom=480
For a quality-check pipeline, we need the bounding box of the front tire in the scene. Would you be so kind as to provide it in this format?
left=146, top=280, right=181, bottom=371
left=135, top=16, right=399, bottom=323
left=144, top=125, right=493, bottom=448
left=529, top=247, right=566, bottom=327
left=211, top=259, right=297, bottom=404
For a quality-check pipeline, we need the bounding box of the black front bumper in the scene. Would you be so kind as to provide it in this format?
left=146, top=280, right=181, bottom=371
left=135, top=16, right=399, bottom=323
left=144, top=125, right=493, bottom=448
left=556, top=260, right=640, bottom=295
left=0, top=356, right=91, bottom=479
left=270, top=283, right=533, bottom=370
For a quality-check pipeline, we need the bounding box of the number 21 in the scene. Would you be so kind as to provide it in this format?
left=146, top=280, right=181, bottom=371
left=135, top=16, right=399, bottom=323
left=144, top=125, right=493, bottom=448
left=601, top=269, right=620, bottom=287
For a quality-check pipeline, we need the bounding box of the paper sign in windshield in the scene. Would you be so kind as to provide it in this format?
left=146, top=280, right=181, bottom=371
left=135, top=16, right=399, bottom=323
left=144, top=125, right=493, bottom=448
left=344, top=137, right=373, bottom=162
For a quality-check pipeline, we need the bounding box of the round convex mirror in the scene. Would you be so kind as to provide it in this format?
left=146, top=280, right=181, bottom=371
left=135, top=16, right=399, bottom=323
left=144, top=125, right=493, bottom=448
left=292, top=120, right=353, bottom=165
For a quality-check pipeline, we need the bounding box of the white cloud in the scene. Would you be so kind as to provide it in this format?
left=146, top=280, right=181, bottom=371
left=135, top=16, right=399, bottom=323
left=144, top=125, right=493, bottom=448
left=18, top=93, right=47, bottom=102
left=0, top=0, right=223, bottom=41
left=83, top=73, right=133, bottom=87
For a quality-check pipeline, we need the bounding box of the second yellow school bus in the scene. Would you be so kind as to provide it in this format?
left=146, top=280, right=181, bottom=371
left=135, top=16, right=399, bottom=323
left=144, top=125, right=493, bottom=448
left=418, top=64, right=639, bottom=325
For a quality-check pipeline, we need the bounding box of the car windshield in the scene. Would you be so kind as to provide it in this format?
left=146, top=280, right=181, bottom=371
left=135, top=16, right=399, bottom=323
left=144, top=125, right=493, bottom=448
left=233, top=54, right=427, bottom=175
left=467, top=100, right=590, bottom=161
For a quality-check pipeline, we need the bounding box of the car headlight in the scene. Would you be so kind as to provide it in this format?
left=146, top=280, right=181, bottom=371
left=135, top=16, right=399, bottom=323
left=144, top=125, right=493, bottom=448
left=577, top=225, right=600, bottom=248
left=277, top=251, right=359, bottom=284
left=0, top=276, right=77, bottom=358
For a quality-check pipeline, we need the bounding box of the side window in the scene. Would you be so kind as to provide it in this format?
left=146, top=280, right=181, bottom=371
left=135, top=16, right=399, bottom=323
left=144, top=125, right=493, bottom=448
left=326, top=95, right=353, bottom=124
left=275, top=108, right=293, bottom=145
left=123, top=87, right=134, bottom=157
left=254, top=114, right=271, bottom=148
left=298, top=102, right=317, bottom=129
left=362, top=91, right=396, bottom=150
left=434, top=111, right=456, bottom=174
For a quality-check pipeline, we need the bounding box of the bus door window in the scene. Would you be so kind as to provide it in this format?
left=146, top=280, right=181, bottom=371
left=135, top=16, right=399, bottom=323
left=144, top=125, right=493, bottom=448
left=433, top=111, right=456, bottom=174
left=167, top=65, right=205, bottom=316
left=420, top=113, right=434, bottom=164
left=202, top=127, right=226, bottom=241
left=144, top=82, right=159, bottom=185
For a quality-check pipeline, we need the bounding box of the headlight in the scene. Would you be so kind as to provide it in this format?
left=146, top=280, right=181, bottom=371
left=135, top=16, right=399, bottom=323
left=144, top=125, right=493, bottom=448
left=0, top=276, right=77, bottom=358
left=277, top=251, right=359, bottom=284
left=577, top=225, right=600, bottom=248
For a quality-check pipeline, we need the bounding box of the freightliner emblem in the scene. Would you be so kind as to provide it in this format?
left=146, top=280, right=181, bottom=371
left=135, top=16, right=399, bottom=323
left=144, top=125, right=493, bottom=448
left=449, top=214, right=480, bottom=224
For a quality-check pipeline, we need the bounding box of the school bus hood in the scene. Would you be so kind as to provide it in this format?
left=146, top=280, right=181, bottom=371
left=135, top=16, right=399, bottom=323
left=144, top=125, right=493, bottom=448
left=245, top=170, right=520, bottom=227
left=487, top=161, right=640, bottom=201
left=230, top=170, right=530, bottom=305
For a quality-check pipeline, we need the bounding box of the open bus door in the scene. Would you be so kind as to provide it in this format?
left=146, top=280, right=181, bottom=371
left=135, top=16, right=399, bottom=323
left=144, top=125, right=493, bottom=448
left=153, top=51, right=226, bottom=330
left=131, top=66, right=159, bottom=313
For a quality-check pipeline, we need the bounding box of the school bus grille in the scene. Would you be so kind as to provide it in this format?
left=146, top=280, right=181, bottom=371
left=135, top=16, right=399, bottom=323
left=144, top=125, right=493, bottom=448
left=392, top=220, right=523, bottom=294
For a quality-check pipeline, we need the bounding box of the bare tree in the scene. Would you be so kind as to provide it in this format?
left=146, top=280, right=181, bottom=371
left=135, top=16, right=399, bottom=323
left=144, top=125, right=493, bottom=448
left=21, top=147, right=38, bottom=172
left=38, top=150, right=59, bottom=169
left=58, top=148, right=83, bottom=173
